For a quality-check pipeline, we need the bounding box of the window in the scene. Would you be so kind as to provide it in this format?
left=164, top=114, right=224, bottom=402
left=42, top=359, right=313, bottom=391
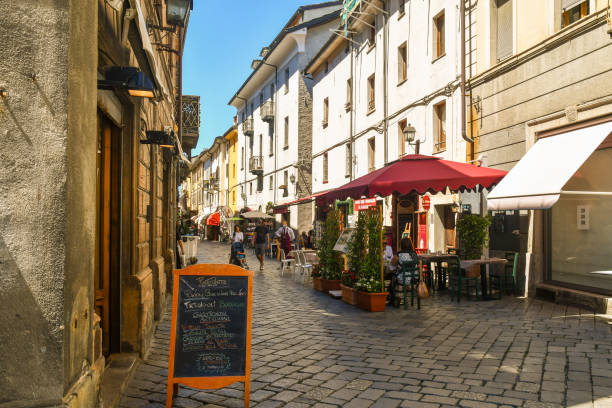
left=249, top=182, right=252, bottom=195
left=249, top=137, right=253, bottom=158
left=345, top=143, right=352, bottom=178
left=398, top=119, right=407, bottom=157
left=398, top=42, right=407, bottom=84
left=323, top=153, right=329, bottom=184
left=284, top=117, right=289, bottom=149
left=433, top=101, right=446, bottom=152
left=495, top=0, right=513, bottom=61
left=258, top=134, right=262, bottom=156
left=284, top=68, right=290, bottom=93
left=368, top=138, right=376, bottom=172
left=241, top=147, right=244, bottom=169
left=269, top=132, right=274, bottom=156
left=269, top=175, right=273, bottom=190
left=346, top=78, right=352, bottom=109
left=232, top=190, right=236, bottom=205
left=323, top=97, right=329, bottom=127
left=433, top=11, right=445, bottom=59
left=283, top=171, right=288, bottom=197
left=259, top=92, right=264, bottom=107
left=562, top=0, right=589, bottom=27
left=270, top=83, right=275, bottom=100
left=241, top=185, right=244, bottom=196
left=398, top=0, right=405, bottom=16
left=368, top=21, right=376, bottom=46
left=367, top=74, right=375, bottom=113
left=233, top=164, right=236, bottom=178
left=250, top=103, right=254, bottom=117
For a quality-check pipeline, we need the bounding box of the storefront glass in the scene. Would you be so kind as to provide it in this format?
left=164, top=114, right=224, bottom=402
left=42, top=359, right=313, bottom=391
left=550, top=148, right=612, bottom=293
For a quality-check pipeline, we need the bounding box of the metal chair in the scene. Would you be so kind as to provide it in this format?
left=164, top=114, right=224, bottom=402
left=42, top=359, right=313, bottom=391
left=489, top=252, right=518, bottom=298
left=448, top=256, right=481, bottom=302
left=278, top=248, right=294, bottom=277
left=296, top=251, right=313, bottom=284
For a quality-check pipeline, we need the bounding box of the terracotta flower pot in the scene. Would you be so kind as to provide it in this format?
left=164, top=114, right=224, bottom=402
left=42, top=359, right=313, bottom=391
left=340, top=284, right=358, bottom=305
left=321, top=279, right=341, bottom=293
left=356, top=291, right=389, bottom=312
left=313, top=277, right=323, bottom=292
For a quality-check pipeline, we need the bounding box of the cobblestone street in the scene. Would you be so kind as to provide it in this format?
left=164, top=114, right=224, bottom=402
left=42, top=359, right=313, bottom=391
left=119, top=241, right=612, bottom=408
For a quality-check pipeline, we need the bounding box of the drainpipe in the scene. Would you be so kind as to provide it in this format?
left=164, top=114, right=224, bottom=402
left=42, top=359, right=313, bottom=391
left=383, top=0, right=389, bottom=165
left=460, top=0, right=475, bottom=162
left=350, top=37, right=355, bottom=181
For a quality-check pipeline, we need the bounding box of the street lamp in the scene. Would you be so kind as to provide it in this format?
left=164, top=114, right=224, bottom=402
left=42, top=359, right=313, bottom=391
left=402, top=123, right=421, bottom=154
left=98, top=67, right=156, bottom=98
left=166, top=0, right=192, bottom=27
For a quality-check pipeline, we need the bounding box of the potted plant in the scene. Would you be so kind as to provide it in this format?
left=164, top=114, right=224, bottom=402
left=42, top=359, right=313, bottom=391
left=317, top=210, right=342, bottom=293
left=456, top=214, right=492, bottom=276
left=312, top=265, right=323, bottom=292
left=341, top=211, right=366, bottom=305
left=355, top=208, right=388, bottom=312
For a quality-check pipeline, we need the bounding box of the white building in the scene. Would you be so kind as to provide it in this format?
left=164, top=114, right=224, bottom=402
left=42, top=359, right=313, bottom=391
left=306, top=0, right=478, bottom=252
left=228, top=2, right=343, bottom=233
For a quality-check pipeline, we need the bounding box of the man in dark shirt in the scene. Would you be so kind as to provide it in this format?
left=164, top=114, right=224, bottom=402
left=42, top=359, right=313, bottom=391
left=253, top=219, right=270, bottom=271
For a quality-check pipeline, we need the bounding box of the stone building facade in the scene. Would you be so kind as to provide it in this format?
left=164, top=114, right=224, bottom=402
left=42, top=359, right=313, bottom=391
left=0, top=0, right=194, bottom=406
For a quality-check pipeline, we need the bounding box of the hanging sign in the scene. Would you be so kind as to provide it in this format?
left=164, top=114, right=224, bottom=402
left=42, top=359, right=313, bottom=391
left=421, top=196, right=431, bottom=211
left=166, top=264, right=253, bottom=408
left=354, top=198, right=377, bottom=212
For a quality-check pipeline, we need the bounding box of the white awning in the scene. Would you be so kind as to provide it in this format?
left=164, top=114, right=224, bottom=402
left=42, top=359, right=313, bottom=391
left=130, top=0, right=170, bottom=102
left=487, top=122, right=612, bottom=210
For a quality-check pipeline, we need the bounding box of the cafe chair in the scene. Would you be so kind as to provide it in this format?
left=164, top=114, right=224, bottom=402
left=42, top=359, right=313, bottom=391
left=489, top=252, right=518, bottom=298
left=294, top=251, right=313, bottom=284
left=279, top=249, right=294, bottom=277
left=448, top=256, right=481, bottom=302
left=391, top=261, right=421, bottom=310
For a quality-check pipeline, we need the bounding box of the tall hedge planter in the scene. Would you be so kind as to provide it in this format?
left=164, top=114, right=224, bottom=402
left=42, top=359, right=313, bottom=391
left=340, top=284, right=358, bottom=305
left=356, top=291, right=388, bottom=312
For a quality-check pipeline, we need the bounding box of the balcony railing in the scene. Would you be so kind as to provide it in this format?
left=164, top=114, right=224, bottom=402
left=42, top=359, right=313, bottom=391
left=261, top=100, right=274, bottom=122
left=249, top=155, right=264, bottom=174
left=242, top=118, right=254, bottom=136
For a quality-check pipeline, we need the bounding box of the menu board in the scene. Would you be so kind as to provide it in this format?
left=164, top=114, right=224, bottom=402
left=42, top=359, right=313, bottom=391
left=174, top=275, right=248, bottom=378
left=166, top=265, right=253, bottom=408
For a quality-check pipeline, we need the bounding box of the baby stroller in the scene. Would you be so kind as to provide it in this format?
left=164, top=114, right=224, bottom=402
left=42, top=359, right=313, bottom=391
left=229, top=241, right=249, bottom=270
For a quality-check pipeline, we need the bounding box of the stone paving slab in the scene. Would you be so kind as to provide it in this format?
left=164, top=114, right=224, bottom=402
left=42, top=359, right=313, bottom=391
left=118, top=241, right=612, bottom=408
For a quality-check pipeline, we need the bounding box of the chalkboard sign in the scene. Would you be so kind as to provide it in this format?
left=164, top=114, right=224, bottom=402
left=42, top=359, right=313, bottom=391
left=166, top=264, right=253, bottom=408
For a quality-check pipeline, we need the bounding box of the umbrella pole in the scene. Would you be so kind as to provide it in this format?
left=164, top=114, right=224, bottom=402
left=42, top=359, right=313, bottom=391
left=379, top=205, right=384, bottom=293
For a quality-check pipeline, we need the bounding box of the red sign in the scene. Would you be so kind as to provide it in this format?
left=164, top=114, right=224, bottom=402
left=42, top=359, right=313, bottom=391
left=421, top=196, right=431, bottom=211
left=354, top=198, right=377, bottom=212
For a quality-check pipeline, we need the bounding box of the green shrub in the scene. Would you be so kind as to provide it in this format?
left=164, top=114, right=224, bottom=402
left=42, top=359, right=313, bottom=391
left=317, top=210, right=342, bottom=280
left=355, top=208, right=384, bottom=293
left=456, top=214, right=492, bottom=260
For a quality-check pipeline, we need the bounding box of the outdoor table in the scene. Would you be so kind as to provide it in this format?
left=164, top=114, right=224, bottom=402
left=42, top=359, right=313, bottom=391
left=460, top=258, right=508, bottom=300
left=417, top=253, right=457, bottom=290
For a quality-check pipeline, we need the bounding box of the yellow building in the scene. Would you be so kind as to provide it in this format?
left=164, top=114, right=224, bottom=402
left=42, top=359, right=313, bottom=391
left=225, top=124, right=239, bottom=213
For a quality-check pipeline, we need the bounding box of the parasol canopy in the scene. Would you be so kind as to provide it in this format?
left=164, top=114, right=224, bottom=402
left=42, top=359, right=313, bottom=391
left=241, top=210, right=274, bottom=219
left=321, top=155, right=508, bottom=204
left=206, top=212, right=221, bottom=226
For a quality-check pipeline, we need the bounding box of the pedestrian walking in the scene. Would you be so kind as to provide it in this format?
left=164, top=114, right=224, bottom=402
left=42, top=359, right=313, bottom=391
left=252, top=219, right=270, bottom=271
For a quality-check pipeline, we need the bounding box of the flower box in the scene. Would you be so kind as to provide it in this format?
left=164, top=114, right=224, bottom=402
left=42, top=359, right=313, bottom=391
left=313, top=277, right=324, bottom=292
left=340, top=284, right=358, bottom=305
left=321, top=279, right=341, bottom=293
left=356, top=291, right=389, bottom=312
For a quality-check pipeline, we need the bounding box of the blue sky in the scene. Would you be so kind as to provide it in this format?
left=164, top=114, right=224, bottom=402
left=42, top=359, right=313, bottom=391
left=183, top=1, right=317, bottom=155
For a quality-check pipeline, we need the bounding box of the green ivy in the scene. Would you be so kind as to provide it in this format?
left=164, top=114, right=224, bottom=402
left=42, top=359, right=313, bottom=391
left=456, top=214, right=492, bottom=260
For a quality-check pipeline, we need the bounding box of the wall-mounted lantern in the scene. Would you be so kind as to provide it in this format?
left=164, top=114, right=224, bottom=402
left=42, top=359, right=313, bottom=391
left=166, top=0, right=192, bottom=27
left=141, top=130, right=175, bottom=149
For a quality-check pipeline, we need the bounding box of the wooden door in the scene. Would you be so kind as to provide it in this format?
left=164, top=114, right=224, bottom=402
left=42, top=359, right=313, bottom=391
left=444, top=205, right=456, bottom=251
left=96, top=112, right=121, bottom=356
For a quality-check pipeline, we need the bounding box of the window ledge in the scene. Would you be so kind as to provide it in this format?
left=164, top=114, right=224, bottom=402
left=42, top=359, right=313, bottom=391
left=367, top=42, right=376, bottom=53
left=432, top=53, right=446, bottom=64
left=433, top=148, right=446, bottom=155
left=366, top=107, right=376, bottom=116
left=269, top=153, right=274, bottom=157
left=283, top=145, right=289, bottom=150
left=397, top=78, right=407, bottom=87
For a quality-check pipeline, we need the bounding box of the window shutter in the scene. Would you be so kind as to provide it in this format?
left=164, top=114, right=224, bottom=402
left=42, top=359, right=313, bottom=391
left=496, top=0, right=513, bottom=60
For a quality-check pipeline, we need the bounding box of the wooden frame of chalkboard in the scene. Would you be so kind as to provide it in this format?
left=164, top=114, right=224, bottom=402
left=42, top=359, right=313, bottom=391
left=166, top=264, right=254, bottom=408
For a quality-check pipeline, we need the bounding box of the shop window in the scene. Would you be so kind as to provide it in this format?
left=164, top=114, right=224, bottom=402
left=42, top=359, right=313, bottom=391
left=368, top=137, right=376, bottom=172
left=562, top=0, right=589, bottom=27
left=398, top=42, right=407, bottom=84
left=398, top=119, right=407, bottom=157
left=284, top=117, right=289, bottom=149
left=367, top=74, right=375, bottom=113
left=323, top=153, right=329, bottom=184
left=433, top=101, right=446, bottom=152
left=550, top=147, right=612, bottom=294
left=433, top=10, right=445, bottom=59
left=323, top=97, right=329, bottom=127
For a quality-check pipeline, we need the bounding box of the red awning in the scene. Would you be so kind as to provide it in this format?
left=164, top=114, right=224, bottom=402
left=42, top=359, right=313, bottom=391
left=206, top=212, right=221, bottom=226
left=320, top=155, right=508, bottom=204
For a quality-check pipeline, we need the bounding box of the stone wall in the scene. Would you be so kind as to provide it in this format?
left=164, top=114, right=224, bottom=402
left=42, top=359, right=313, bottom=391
left=297, top=72, right=314, bottom=232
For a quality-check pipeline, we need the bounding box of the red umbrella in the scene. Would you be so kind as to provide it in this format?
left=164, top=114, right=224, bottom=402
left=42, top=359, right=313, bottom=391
left=206, top=212, right=221, bottom=226
left=321, top=155, right=507, bottom=204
